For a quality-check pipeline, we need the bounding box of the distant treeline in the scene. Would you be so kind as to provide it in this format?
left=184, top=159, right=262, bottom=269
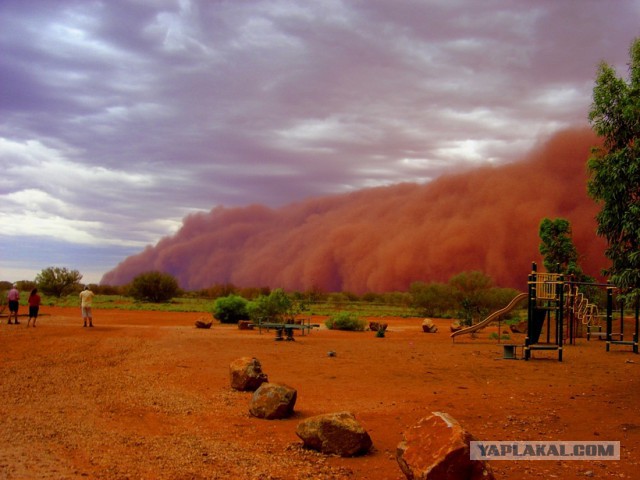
left=1, top=270, right=524, bottom=325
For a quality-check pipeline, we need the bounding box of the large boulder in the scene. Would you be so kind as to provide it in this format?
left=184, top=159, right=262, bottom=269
left=396, top=412, right=494, bottom=480
left=229, top=357, right=268, bottom=391
left=296, top=411, right=372, bottom=457
left=249, top=383, right=297, bottom=419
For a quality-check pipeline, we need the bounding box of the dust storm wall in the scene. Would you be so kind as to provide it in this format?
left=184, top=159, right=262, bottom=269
left=101, top=128, right=608, bottom=292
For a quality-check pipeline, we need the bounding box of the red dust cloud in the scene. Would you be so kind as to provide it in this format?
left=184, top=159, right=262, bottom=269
left=102, top=128, right=608, bottom=293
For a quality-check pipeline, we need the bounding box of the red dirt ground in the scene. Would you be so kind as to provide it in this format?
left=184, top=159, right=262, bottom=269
left=1, top=307, right=638, bottom=479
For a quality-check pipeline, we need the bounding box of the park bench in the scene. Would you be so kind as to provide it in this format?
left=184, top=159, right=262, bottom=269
left=253, top=318, right=320, bottom=341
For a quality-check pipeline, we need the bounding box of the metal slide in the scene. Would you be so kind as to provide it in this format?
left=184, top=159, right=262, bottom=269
left=450, top=292, right=528, bottom=339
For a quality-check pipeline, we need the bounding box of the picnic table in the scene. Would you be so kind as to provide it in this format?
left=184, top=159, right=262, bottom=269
left=253, top=318, right=320, bottom=341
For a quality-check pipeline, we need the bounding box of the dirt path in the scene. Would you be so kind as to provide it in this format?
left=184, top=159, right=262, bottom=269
left=0, top=307, right=638, bottom=479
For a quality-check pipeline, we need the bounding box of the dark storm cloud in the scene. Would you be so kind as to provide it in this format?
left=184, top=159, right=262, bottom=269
left=0, top=0, right=637, bottom=282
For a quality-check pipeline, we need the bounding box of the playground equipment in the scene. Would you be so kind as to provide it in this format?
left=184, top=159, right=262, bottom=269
left=565, top=279, right=638, bottom=353
left=605, top=290, right=639, bottom=353
left=564, top=283, right=603, bottom=342
left=525, top=263, right=564, bottom=361
left=450, top=292, right=527, bottom=340
left=450, top=262, right=639, bottom=359
left=526, top=265, right=639, bottom=357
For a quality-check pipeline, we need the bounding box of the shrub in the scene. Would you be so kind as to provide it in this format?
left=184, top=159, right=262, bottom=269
left=238, top=286, right=271, bottom=300
left=246, top=288, right=305, bottom=323
left=410, top=281, right=456, bottom=317
left=381, top=291, right=413, bottom=306
left=213, top=295, right=249, bottom=324
left=361, top=292, right=381, bottom=303
left=128, top=271, right=179, bottom=303
left=200, top=283, right=238, bottom=299
left=325, top=312, right=366, bottom=331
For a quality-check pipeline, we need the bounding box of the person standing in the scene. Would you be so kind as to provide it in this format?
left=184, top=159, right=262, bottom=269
left=27, top=288, right=41, bottom=327
left=79, top=286, right=95, bottom=327
left=7, top=284, right=20, bottom=324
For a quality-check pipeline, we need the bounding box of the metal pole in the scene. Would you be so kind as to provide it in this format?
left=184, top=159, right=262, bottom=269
left=635, top=298, right=639, bottom=354
left=558, top=275, right=564, bottom=362
left=621, top=298, right=625, bottom=340
left=606, top=286, right=613, bottom=352
left=568, top=279, right=574, bottom=344
left=525, top=262, right=536, bottom=361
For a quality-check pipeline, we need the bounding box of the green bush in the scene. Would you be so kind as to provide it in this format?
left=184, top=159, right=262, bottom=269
left=213, top=295, right=249, bottom=324
left=325, top=312, right=366, bottom=331
left=410, top=281, right=456, bottom=317
left=246, top=288, right=306, bottom=323
left=128, top=271, right=180, bottom=303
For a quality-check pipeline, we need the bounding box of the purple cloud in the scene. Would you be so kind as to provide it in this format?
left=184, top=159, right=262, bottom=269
left=0, top=0, right=637, bottom=283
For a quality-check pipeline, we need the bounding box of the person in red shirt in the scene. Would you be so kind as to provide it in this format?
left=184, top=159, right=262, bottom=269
left=27, top=288, right=41, bottom=327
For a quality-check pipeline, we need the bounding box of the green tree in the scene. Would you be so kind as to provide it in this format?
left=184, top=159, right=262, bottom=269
left=128, top=271, right=179, bottom=302
left=212, top=294, right=249, bottom=324
left=247, top=288, right=306, bottom=323
left=539, top=217, right=594, bottom=284
left=410, top=281, right=456, bottom=317
left=588, top=37, right=640, bottom=302
left=538, top=218, right=579, bottom=273
left=448, top=271, right=494, bottom=326
left=35, top=267, right=83, bottom=298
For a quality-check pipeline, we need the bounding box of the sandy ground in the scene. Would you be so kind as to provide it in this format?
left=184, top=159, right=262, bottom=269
left=0, top=307, right=638, bottom=479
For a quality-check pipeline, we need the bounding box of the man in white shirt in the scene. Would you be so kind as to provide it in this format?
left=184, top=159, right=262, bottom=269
left=79, top=286, right=95, bottom=327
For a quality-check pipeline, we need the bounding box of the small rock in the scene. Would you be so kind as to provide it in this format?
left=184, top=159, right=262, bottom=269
left=422, top=319, right=438, bottom=333
left=369, top=322, right=388, bottom=332
left=238, top=320, right=253, bottom=330
left=195, top=317, right=212, bottom=329
left=450, top=321, right=462, bottom=332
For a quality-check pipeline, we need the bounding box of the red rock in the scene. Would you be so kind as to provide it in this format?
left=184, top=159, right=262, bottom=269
left=422, top=319, right=438, bottom=333
left=296, top=411, right=372, bottom=457
left=396, top=412, right=494, bottom=480
left=229, top=357, right=268, bottom=391
left=249, top=383, right=297, bottom=419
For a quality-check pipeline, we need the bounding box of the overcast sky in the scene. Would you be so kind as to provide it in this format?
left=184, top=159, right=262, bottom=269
left=1, top=0, right=638, bottom=284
